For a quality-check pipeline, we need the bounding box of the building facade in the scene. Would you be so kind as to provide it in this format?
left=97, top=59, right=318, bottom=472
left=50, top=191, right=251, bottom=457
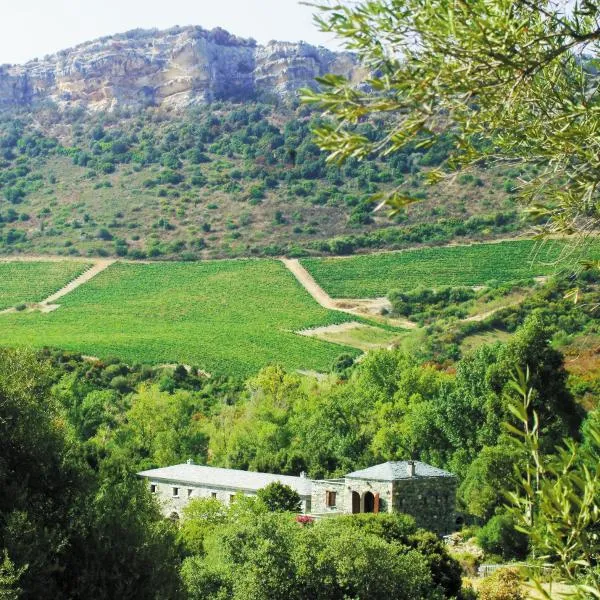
left=138, top=462, right=313, bottom=518
left=139, top=459, right=457, bottom=535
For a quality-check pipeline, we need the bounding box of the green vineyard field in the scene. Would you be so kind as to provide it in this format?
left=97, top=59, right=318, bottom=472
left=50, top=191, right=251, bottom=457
left=0, top=259, right=357, bottom=377
left=0, top=261, right=90, bottom=310
left=301, top=240, right=600, bottom=298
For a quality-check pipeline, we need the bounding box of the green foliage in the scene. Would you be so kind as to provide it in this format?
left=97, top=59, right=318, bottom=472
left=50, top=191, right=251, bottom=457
left=479, top=568, right=524, bottom=600
left=459, top=445, right=524, bottom=521
left=303, top=0, right=600, bottom=241
left=182, top=508, right=446, bottom=600
left=504, top=369, right=600, bottom=598
left=256, top=482, right=302, bottom=513
left=0, top=551, right=26, bottom=600
left=476, top=514, right=529, bottom=560
left=331, top=352, right=354, bottom=372
left=0, top=348, right=183, bottom=599
left=389, top=285, right=477, bottom=322
left=179, top=498, right=228, bottom=556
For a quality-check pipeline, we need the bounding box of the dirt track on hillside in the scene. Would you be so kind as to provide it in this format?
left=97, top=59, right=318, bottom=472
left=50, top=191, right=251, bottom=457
left=280, top=258, right=417, bottom=328
left=0, top=259, right=115, bottom=315
left=42, top=260, right=115, bottom=306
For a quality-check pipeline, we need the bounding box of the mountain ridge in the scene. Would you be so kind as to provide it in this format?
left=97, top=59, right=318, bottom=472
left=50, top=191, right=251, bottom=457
left=0, top=25, right=360, bottom=112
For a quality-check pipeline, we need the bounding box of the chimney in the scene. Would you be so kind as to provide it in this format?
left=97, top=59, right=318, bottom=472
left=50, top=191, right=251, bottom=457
left=300, top=471, right=306, bottom=478
left=407, top=461, right=416, bottom=477
left=186, top=458, right=194, bottom=465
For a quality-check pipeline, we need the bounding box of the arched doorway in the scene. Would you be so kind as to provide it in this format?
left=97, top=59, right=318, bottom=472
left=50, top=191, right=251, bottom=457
left=363, top=491, right=375, bottom=513
left=351, top=491, right=360, bottom=514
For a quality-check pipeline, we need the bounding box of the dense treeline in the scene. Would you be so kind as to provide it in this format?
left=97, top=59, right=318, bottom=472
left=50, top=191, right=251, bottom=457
left=178, top=505, right=463, bottom=599
left=0, top=349, right=183, bottom=599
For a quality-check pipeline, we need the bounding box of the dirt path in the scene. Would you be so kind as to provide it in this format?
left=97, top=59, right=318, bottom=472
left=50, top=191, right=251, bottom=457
left=281, top=258, right=338, bottom=309
left=281, top=258, right=418, bottom=329
left=297, top=321, right=365, bottom=337
left=0, top=259, right=115, bottom=315
left=42, top=260, right=115, bottom=307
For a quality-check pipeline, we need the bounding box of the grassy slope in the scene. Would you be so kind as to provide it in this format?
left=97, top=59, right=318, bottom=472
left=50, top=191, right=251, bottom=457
left=301, top=240, right=600, bottom=298
left=0, top=259, right=358, bottom=377
left=0, top=261, right=90, bottom=309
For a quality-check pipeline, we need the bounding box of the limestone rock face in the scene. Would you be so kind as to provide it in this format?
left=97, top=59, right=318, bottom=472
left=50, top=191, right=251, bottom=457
left=0, top=26, right=360, bottom=111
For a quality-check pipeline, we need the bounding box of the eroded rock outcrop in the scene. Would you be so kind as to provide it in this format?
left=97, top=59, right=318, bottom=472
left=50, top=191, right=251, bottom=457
left=0, top=26, right=359, bottom=111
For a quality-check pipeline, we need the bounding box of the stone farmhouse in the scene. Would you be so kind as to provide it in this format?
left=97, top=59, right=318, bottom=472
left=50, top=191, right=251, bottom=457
left=139, top=459, right=457, bottom=535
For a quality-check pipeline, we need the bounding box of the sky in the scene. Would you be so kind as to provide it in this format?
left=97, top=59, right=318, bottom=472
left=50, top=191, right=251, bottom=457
left=0, top=0, right=340, bottom=65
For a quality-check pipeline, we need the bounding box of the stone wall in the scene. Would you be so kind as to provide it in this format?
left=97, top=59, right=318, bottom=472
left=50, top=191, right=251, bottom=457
left=345, top=478, right=394, bottom=514
left=310, top=479, right=346, bottom=515
left=391, top=477, right=457, bottom=535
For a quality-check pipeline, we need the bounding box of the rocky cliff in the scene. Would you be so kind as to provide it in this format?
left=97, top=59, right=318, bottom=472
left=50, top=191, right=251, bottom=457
left=0, top=26, right=359, bottom=111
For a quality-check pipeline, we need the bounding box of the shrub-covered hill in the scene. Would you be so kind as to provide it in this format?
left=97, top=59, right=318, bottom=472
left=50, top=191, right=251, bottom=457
left=0, top=101, right=525, bottom=259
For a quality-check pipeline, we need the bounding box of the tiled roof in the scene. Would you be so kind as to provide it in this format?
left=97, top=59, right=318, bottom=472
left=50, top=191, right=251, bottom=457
left=345, top=461, right=455, bottom=481
left=138, top=463, right=313, bottom=496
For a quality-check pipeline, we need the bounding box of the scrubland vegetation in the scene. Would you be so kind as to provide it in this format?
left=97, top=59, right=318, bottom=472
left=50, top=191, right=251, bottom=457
left=0, top=103, right=523, bottom=259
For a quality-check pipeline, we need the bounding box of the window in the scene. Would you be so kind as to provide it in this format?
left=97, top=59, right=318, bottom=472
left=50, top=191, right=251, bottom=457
left=187, top=488, right=193, bottom=498
left=229, top=494, right=236, bottom=504
left=211, top=492, right=217, bottom=499
left=172, top=487, right=179, bottom=497
left=150, top=484, right=157, bottom=494
left=326, top=491, right=337, bottom=508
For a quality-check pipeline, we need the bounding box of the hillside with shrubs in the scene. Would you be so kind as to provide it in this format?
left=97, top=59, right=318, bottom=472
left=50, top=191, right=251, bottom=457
left=0, top=101, right=526, bottom=259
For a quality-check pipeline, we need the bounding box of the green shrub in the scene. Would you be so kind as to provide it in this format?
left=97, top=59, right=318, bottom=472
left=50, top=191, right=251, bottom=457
left=477, top=514, right=528, bottom=560
left=332, top=353, right=355, bottom=372
left=256, top=482, right=301, bottom=513
left=97, top=228, right=113, bottom=241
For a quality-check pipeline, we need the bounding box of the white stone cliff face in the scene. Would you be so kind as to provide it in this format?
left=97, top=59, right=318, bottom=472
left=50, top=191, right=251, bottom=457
left=0, top=26, right=360, bottom=111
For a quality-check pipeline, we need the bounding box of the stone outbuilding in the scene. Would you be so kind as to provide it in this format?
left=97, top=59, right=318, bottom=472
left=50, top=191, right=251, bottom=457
left=312, top=461, right=457, bottom=535
left=139, top=459, right=457, bottom=535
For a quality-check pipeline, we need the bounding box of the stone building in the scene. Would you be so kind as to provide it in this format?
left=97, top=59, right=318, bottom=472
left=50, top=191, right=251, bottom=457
left=311, top=461, right=458, bottom=535
left=139, top=459, right=457, bottom=535
left=138, top=462, right=313, bottom=518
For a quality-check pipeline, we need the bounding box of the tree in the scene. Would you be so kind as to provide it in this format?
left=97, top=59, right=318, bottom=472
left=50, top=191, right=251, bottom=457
left=0, top=551, right=26, bottom=600
left=0, top=349, right=184, bottom=600
left=302, top=1, right=600, bottom=248
left=0, top=349, right=90, bottom=599
left=182, top=509, right=444, bottom=600
left=459, top=444, right=525, bottom=520
left=179, top=498, right=228, bottom=556
left=476, top=514, right=529, bottom=560
left=505, top=369, right=600, bottom=599
left=256, top=482, right=302, bottom=513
